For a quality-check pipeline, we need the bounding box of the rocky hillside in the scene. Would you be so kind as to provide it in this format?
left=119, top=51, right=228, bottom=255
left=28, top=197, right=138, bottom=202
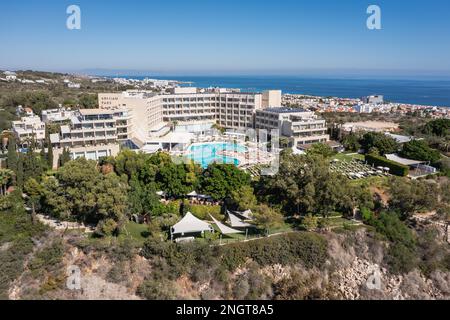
left=4, top=226, right=449, bottom=300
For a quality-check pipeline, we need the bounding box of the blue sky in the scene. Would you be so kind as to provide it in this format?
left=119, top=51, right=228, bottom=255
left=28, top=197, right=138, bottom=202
left=0, top=0, right=450, bottom=77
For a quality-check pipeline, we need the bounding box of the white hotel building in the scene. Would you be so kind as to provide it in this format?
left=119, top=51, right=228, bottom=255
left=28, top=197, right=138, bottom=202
left=12, top=115, right=46, bottom=147
left=255, top=107, right=329, bottom=146
left=98, top=88, right=282, bottom=142
left=41, top=87, right=328, bottom=167
left=49, top=108, right=132, bottom=168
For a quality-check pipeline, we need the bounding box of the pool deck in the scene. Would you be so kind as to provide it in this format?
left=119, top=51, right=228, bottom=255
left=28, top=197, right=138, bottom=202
left=175, top=140, right=275, bottom=168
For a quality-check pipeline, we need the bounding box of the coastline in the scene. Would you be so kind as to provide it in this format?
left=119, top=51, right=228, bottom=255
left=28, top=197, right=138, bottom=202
left=106, top=75, right=450, bottom=108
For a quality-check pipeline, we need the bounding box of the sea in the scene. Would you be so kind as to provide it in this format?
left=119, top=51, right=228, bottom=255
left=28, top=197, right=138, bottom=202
left=111, top=75, right=450, bottom=107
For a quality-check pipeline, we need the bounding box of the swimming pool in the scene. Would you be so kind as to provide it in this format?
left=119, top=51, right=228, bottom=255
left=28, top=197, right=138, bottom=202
left=186, top=142, right=247, bottom=168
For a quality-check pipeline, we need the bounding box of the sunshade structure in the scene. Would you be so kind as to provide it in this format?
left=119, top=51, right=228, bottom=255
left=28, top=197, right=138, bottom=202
left=234, top=209, right=254, bottom=220
left=227, top=211, right=253, bottom=228
left=209, top=214, right=243, bottom=235
left=186, top=191, right=198, bottom=197
left=170, top=212, right=214, bottom=239
left=155, top=191, right=167, bottom=197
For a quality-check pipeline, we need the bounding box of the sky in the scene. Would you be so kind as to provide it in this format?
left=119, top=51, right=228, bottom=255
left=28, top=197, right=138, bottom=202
left=0, top=0, right=450, bottom=77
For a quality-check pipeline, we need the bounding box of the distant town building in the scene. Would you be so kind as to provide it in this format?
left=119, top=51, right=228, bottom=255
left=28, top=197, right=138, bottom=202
left=67, top=82, right=81, bottom=89
left=354, top=104, right=376, bottom=113
left=3, top=71, right=17, bottom=81
left=362, top=95, right=384, bottom=104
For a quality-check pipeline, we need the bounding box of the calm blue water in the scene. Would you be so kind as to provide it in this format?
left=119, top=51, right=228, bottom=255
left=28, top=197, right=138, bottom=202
left=186, top=142, right=246, bottom=168
left=114, top=75, right=450, bottom=107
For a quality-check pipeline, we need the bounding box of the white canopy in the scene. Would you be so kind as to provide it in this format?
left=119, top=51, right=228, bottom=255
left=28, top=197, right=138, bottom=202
left=209, top=215, right=243, bottom=235
left=228, top=211, right=252, bottom=228
left=187, top=191, right=198, bottom=197
left=155, top=191, right=166, bottom=197
left=171, top=212, right=213, bottom=236
left=236, top=209, right=254, bottom=220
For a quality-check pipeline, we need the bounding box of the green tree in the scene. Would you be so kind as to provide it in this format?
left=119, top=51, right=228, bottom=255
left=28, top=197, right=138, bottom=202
left=40, top=158, right=129, bottom=226
left=46, top=134, right=53, bottom=169
left=230, top=185, right=257, bottom=211
left=7, top=136, right=18, bottom=175
left=421, top=119, right=450, bottom=137
left=58, top=147, right=71, bottom=167
left=253, top=204, right=284, bottom=235
left=341, top=133, right=361, bottom=152
left=360, top=132, right=399, bottom=155
left=22, top=146, right=44, bottom=182
left=301, top=214, right=318, bottom=231
left=0, top=169, right=14, bottom=195
left=257, top=152, right=351, bottom=217
left=24, top=178, right=43, bottom=223
left=306, top=143, right=336, bottom=158
left=16, top=155, right=24, bottom=189
left=113, top=149, right=147, bottom=180
left=158, top=162, right=197, bottom=198
left=78, top=93, right=98, bottom=109
left=200, top=163, right=251, bottom=200
left=388, top=177, right=438, bottom=219
left=400, top=140, right=441, bottom=163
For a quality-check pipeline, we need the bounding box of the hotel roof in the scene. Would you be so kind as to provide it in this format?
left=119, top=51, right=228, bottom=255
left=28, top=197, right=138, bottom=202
left=262, top=107, right=309, bottom=113
left=79, top=109, right=116, bottom=115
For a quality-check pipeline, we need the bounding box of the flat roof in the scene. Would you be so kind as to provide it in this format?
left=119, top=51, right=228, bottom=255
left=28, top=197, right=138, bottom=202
left=262, top=107, right=309, bottom=113
left=79, top=109, right=116, bottom=116
left=385, top=154, right=425, bottom=166
left=385, top=133, right=414, bottom=144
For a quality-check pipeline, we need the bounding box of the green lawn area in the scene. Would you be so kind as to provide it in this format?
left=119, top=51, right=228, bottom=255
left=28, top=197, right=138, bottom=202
left=333, top=153, right=365, bottom=162
left=119, top=221, right=150, bottom=245
left=201, top=221, right=295, bottom=245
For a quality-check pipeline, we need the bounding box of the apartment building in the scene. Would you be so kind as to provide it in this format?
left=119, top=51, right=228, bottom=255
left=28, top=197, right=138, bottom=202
left=49, top=108, right=131, bottom=168
left=12, top=115, right=46, bottom=146
left=255, top=107, right=329, bottom=146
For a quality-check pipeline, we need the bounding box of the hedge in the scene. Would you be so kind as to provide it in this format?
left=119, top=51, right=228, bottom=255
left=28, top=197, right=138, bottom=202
left=365, top=154, right=409, bottom=176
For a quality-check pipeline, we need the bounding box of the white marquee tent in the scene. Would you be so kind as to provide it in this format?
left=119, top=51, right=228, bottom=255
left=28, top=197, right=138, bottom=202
left=170, top=212, right=214, bottom=239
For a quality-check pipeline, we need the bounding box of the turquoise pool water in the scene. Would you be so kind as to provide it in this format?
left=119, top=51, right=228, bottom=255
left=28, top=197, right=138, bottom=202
left=186, top=142, right=247, bottom=168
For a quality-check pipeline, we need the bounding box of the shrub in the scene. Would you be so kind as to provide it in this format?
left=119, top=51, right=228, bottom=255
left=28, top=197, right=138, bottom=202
left=137, top=279, right=178, bottom=300
left=366, top=212, right=418, bottom=274
left=220, top=232, right=329, bottom=270
left=29, top=240, right=64, bottom=274
left=142, top=232, right=329, bottom=278
left=190, top=205, right=223, bottom=220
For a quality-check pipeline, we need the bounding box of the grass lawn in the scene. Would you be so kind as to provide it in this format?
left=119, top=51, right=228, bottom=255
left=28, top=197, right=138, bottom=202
left=119, top=221, right=150, bottom=245
left=202, top=221, right=295, bottom=244
left=333, top=153, right=365, bottom=162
